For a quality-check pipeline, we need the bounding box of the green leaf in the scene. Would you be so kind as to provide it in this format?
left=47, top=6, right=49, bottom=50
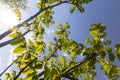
left=64, top=22, right=70, bottom=30
left=69, top=45, right=76, bottom=51
left=49, top=42, right=55, bottom=46
left=9, top=31, right=20, bottom=38
left=105, top=65, right=111, bottom=77
left=78, top=6, right=85, bottom=13
left=85, top=38, right=92, bottom=44
left=25, top=74, right=33, bottom=80
left=25, top=74, right=38, bottom=80
left=44, top=61, right=51, bottom=79
left=35, top=43, right=44, bottom=54
left=60, top=56, right=66, bottom=69
left=98, top=23, right=106, bottom=32
left=13, top=46, right=26, bottom=54
left=11, top=71, right=16, bottom=78
left=115, top=43, right=120, bottom=60
left=32, top=75, right=39, bottom=80
left=79, top=43, right=84, bottom=49
left=69, top=6, right=75, bottom=13
left=10, top=37, right=24, bottom=46
left=36, top=1, right=41, bottom=9
left=12, top=8, right=21, bottom=20
left=89, top=28, right=99, bottom=37
left=36, top=16, right=41, bottom=23
left=116, top=52, right=120, bottom=61
left=101, top=63, right=108, bottom=70
left=33, top=40, right=41, bottom=47
left=34, top=63, right=43, bottom=69
left=48, top=46, right=52, bottom=51
left=5, top=73, right=11, bottom=80
left=109, top=53, right=115, bottom=62
left=19, top=63, right=27, bottom=69
left=22, top=67, right=35, bottom=74
left=60, top=56, right=66, bottom=62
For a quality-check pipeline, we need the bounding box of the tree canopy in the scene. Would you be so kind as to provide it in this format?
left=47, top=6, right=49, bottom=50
left=0, top=0, right=120, bottom=80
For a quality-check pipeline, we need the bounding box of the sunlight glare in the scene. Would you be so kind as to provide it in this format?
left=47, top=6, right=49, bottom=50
left=0, top=5, right=19, bottom=27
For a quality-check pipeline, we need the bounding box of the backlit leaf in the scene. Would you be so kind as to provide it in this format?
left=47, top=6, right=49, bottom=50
left=9, top=31, right=20, bottom=38
left=10, top=37, right=24, bottom=46
left=13, top=46, right=26, bottom=54
left=25, top=74, right=33, bottom=80
left=35, top=43, right=44, bottom=54
left=109, top=53, right=115, bottom=62
left=22, top=67, right=35, bottom=74
left=115, top=43, right=120, bottom=60
left=36, top=1, right=41, bottom=9
left=89, top=29, right=99, bottom=37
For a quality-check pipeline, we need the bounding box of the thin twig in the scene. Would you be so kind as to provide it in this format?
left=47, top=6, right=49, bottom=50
left=0, top=59, right=17, bottom=77
left=0, top=54, right=27, bottom=77
left=47, top=46, right=59, bottom=61
left=38, top=46, right=59, bottom=77
left=61, top=56, right=90, bottom=75
left=13, top=59, right=35, bottom=80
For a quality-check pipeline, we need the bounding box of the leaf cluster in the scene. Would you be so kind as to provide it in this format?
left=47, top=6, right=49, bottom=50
left=0, top=0, right=120, bottom=80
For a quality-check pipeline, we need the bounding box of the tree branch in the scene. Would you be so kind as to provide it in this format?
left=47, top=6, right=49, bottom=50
left=0, top=30, right=30, bottom=48
left=62, top=74, right=78, bottom=80
left=40, top=74, right=78, bottom=80
left=0, top=1, right=70, bottom=40
left=0, top=54, right=26, bottom=77
left=61, top=53, right=97, bottom=77
left=61, top=56, right=90, bottom=75
left=0, top=59, right=17, bottom=77
left=38, top=46, right=59, bottom=78
left=38, top=71, right=44, bottom=78
left=47, top=46, right=59, bottom=61
left=13, top=59, right=35, bottom=80
left=0, top=1, right=70, bottom=79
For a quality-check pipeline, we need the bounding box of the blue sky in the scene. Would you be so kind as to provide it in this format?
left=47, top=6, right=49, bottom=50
left=0, top=0, right=120, bottom=79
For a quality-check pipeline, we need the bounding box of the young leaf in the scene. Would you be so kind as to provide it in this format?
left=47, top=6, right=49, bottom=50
left=10, top=37, right=24, bottom=46
left=35, top=43, right=44, bottom=54
left=115, top=43, right=120, bottom=60
left=116, top=52, right=120, bottom=61
left=104, top=40, right=111, bottom=45
left=9, top=31, right=20, bottom=38
left=44, top=61, right=51, bottom=79
left=109, top=53, right=115, bottom=62
left=64, top=22, right=70, bottom=30
left=13, top=46, right=26, bottom=54
left=89, top=28, right=99, bottom=37
left=25, top=74, right=33, bottom=80
left=36, top=1, right=42, bottom=9
left=22, top=67, right=35, bottom=74
left=34, top=63, right=43, bottom=69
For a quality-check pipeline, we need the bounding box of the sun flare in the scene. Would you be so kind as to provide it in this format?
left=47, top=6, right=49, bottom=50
left=0, top=5, right=19, bottom=27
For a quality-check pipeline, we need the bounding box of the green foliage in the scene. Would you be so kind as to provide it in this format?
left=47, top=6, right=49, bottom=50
left=10, top=37, right=25, bottom=46
left=115, top=43, right=120, bottom=60
left=1, top=0, right=120, bottom=80
left=9, top=28, right=20, bottom=38
left=69, top=0, right=93, bottom=13
left=22, top=66, right=36, bottom=74
left=99, top=59, right=120, bottom=79
left=13, top=46, right=26, bottom=54
left=35, top=42, right=45, bottom=54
